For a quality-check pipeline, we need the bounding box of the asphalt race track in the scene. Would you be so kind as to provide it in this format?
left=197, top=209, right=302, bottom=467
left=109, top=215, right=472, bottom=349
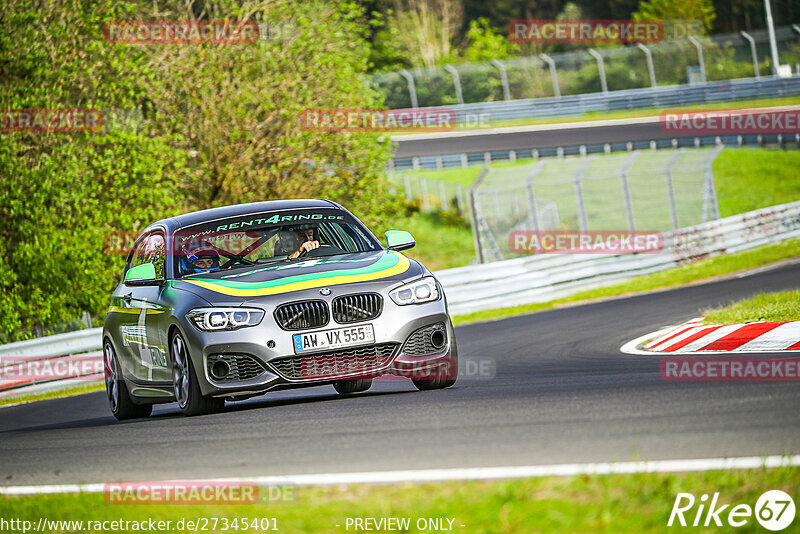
left=394, top=119, right=707, bottom=158
left=2, top=262, right=799, bottom=486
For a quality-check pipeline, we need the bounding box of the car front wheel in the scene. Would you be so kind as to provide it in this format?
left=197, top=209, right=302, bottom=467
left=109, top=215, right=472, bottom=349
left=412, top=353, right=458, bottom=391
left=171, top=331, right=224, bottom=416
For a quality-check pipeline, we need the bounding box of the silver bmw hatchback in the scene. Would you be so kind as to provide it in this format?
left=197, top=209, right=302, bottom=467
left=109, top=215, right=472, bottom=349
left=103, top=199, right=458, bottom=419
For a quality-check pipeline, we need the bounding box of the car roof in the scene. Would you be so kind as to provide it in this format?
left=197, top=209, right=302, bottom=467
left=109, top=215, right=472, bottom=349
left=148, top=199, right=343, bottom=232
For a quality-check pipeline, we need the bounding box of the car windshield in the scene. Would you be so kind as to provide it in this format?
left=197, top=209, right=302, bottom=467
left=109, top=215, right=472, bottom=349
left=173, top=208, right=381, bottom=278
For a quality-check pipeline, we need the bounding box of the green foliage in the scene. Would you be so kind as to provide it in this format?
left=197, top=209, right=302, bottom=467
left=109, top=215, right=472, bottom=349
left=0, top=0, right=397, bottom=340
left=633, top=0, right=716, bottom=33
left=462, top=18, right=516, bottom=62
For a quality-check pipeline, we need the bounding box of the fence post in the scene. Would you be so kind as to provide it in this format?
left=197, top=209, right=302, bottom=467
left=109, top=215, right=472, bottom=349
left=740, top=31, right=760, bottom=79
left=588, top=49, right=608, bottom=94
left=439, top=181, right=449, bottom=211
left=468, top=167, right=490, bottom=263
left=444, top=65, right=464, bottom=105
left=665, top=150, right=682, bottom=230
left=636, top=43, right=657, bottom=87
left=621, top=151, right=639, bottom=231
left=420, top=177, right=431, bottom=211
left=525, top=160, right=548, bottom=231
left=398, top=69, right=419, bottom=108
left=456, top=184, right=465, bottom=213
left=703, top=145, right=723, bottom=222
left=403, top=174, right=412, bottom=201
left=491, top=59, right=512, bottom=101
left=687, top=37, right=707, bottom=83
left=573, top=157, right=593, bottom=231
left=539, top=54, right=561, bottom=98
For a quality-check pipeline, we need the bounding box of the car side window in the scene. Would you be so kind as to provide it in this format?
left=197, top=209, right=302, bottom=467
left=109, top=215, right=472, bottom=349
left=126, top=231, right=166, bottom=279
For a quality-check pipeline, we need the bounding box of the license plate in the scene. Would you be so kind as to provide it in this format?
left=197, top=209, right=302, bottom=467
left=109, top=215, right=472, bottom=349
left=293, top=324, right=375, bottom=353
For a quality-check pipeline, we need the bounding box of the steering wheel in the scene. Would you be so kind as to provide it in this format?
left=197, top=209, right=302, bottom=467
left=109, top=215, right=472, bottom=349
left=297, top=244, right=334, bottom=258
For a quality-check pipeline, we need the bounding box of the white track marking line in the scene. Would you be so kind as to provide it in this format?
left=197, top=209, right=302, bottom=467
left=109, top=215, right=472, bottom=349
left=2, top=456, right=798, bottom=495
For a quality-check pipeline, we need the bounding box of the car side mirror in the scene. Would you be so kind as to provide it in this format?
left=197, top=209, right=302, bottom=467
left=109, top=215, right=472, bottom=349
left=385, top=230, right=416, bottom=251
left=124, top=263, right=163, bottom=286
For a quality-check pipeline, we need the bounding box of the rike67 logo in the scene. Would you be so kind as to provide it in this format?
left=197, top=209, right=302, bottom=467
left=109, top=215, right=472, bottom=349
left=669, top=490, right=795, bottom=531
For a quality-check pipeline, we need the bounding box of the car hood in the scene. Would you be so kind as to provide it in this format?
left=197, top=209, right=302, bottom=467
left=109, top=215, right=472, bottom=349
left=170, top=250, right=423, bottom=304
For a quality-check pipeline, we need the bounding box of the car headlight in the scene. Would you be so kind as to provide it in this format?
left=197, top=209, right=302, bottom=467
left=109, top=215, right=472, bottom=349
left=187, top=308, right=265, bottom=331
left=389, top=277, right=440, bottom=306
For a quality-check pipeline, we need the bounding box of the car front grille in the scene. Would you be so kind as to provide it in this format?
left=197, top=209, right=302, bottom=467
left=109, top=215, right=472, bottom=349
left=332, top=293, right=383, bottom=324
left=207, top=354, right=267, bottom=382
left=269, top=343, right=400, bottom=380
left=274, top=300, right=329, bottom=330
left=402, top=322, right=447, bottom=356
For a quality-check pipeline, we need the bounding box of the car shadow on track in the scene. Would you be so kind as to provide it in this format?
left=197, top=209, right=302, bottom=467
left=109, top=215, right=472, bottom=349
left=0, top=387, right=423, bottom=433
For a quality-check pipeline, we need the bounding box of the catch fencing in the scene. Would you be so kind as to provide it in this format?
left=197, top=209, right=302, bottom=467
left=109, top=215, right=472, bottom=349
left=438, top=200, right=800, bottom=315
left=468, top=146, right=723, bottom=262
left=372, top=26, right=800, bottom=110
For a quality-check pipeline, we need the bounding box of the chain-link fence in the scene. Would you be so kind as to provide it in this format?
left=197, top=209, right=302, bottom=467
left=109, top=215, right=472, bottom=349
left=373, top=26, right=800, bottom=108
left=388, top=173, right=469, bottom=214
left=468, top=146, right=723, bottom=263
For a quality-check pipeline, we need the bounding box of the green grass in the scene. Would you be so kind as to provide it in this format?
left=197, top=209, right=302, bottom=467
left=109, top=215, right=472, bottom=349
left=392, top=212, right=474, bottom=271
left=713, top=149, right=800, bottom=217
left=703, top=290, right=800, bottom=324
left=2, top=467, right=797, bottom=533
left=0, top=381, right=104, bottom=407
left=453, top=238, right=800, bottom=326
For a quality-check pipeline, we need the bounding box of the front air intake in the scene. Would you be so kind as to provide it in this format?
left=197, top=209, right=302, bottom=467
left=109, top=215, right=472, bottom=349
left=332, top=293, right=383, bottom=324
left=274, top=300, right=329, bottom=330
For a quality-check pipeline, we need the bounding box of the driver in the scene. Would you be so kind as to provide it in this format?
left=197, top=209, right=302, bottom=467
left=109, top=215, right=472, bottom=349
left=180, top=242, right=221, bottom=274
left=287, top=226, right=319, bottom=259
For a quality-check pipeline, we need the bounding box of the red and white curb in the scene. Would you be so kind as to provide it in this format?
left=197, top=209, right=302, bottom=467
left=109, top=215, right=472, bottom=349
left=621, top=317, right=800, bottom=356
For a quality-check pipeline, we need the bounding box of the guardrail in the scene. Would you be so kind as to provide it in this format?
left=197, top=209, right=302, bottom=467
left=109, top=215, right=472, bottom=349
left=394, top=75, right=800, bottom=127
left=0, top=328, right=103, bottom=397
left=437, top=201, right=800, bottom=315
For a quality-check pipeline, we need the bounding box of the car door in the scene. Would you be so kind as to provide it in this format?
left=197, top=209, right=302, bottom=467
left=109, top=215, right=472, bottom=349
left=116, top=231, right=171, bottom=384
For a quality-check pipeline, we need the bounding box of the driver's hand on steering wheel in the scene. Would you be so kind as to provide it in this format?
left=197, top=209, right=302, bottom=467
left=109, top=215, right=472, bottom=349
left=289, top=240, right=319, bottom=259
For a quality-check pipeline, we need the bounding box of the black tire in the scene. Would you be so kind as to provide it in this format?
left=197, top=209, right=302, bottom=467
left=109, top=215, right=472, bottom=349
left=412, top=353, right=458, bottom=391
left=103, top=341, right=153, bottom=420
left=171, top=331, right=224, bottom=416
left=333, top=378, right=372, bottom=394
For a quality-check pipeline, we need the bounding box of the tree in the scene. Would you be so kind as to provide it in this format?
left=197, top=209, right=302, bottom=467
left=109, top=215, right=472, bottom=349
left=634, top=0, right=716, bottom=34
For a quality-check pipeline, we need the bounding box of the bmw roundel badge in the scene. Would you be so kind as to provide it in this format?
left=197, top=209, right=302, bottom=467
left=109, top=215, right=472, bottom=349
left=319, top=288, right=332, bottom=296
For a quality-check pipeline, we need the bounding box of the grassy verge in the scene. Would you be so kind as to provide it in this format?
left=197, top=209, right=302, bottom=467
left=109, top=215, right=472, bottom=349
left=703, top=290, right=800, bottom=324
left=2, top=467, right=796, bottom=533
left=391, top=212, right=475, bottom=271
left=0, top=382, right=104, bottom=407
left=452, top=238, right=800, bottom=326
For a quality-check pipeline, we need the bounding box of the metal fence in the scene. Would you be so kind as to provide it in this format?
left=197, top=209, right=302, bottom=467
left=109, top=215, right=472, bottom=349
left=388, top=173, right=468, bottom=213
left=468, top=146, right=723, bottom=263
left=372, top=26, right=800, bottom=109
